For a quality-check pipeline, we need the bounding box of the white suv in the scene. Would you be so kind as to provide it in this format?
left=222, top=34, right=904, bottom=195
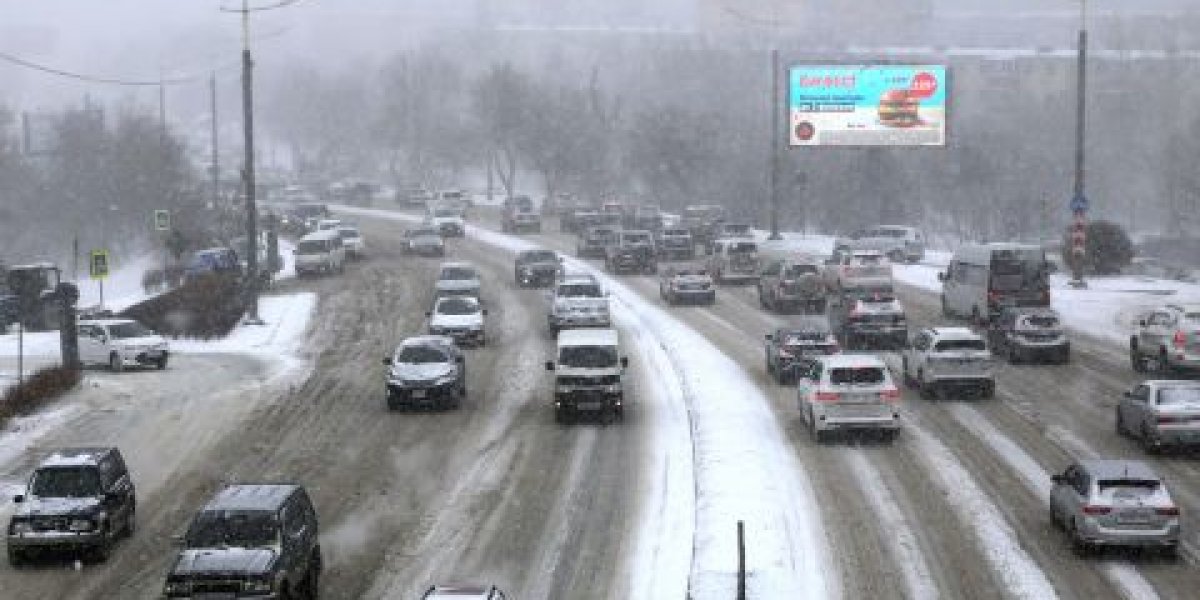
left=78, top=319, right=170, bottom=371
left=548, top=274, right=610, bottom=334
left=901, top=327, right=995, bottom=400
left=795, top=354, right=901, bottom=443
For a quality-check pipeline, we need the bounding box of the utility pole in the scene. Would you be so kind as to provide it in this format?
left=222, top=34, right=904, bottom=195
left=210, top=72, right=221, bottom=210
left=768, top=47, right=782, bottom=240
left=1068, top=0, right=1089, bottom=289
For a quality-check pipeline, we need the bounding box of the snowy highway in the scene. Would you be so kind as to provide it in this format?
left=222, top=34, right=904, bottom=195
left=1, top=207, right=1198, bottom=599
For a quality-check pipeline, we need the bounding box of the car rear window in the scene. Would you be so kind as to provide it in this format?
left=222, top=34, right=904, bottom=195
left=1157, top=387, right=1200, bottom=405
left=559, top=284, right=601, bottom=298
left=297, top=240, right=327, bottom=253
left=934, top=339, right=986, bottom=352
left=829, top=367, right=885, bottom=385
left=440, top=267, right=476, bottom=280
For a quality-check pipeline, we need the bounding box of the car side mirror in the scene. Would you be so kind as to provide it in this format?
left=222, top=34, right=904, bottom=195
left=382, top=357, right=392, bottom=366
left=1051, top=474, right=1066, bottom=485
left=13, top=494, right=24, bottom=503
left=545, top=361, right=555, bottom=371
left=620, top=356, right=629, bottom=368
left=765, top=334, right=773, bottom=341
left=424, top=311, right=432, bottom=317
left=937, top=272, right=946, bottom=282
left=482, top=309, right=489, bottom=316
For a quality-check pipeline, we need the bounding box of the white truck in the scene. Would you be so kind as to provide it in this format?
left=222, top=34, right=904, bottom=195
left=545, top=328, right=629, bottom=424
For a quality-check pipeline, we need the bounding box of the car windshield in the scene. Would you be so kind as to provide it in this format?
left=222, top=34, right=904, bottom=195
left=297, top=240, right=327, bottom=253
left=437, top=298, right=479, bottom=315
left=186, top=510, right=279, bottom=549
left=560, top=345, right=618, bottom=368
left=30, top=467, right=101, bottom=498
left=934, top=339, right=986, bottom=351
left=338, top=228, right=360, bottom=239
left=522, top=251, right=556, bottom=262
left=396, top=344, right=449, bottom=364
left=558, top=284, right=601, bottom=298
left=440, top=267, right=476, bottom=280
left=728, top=243, right=756, bottom=254
left=1157, top=387, right=1200, bottom=405
left=830, top=367, right=885, bottom=385
left=784, top=264, right=818, bottom=277
left=109, top=321, right=154, bottom=339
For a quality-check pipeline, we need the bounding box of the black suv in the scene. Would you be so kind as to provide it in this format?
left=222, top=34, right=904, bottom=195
left=383, top=336, right=467, bottom=411
left=7, top=447, right=136, bottom=565
left=830, top=291, right=908, bottom=350
left=163, top=484, right=322, bottom=599
left=513, top=249, right=562, bottom=288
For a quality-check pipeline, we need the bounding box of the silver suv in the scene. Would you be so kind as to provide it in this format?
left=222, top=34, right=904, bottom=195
left=1050, top=459, right=1180, bottom=557
left=835, top=225, right=926, bottom=264
left=901, top=327, right=995, bottom=399
left=1130, top=304, right=1200, bottom=374
left=1117, top=380, right=1200, bottom=453
left=548, top=274, right=610, bottom=334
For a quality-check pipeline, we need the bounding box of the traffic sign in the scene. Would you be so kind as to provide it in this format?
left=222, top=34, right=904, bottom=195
left=154, top=209, right=171, bottom=231
left=1069, top=194, right=1089, bottom=213
left=89, top=250, right=110, bottom=281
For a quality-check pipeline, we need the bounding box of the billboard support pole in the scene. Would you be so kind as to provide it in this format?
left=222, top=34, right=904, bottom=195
left=768, top=48, right=782, bottom=241
left=1069, top=2, right=1089, bottom=289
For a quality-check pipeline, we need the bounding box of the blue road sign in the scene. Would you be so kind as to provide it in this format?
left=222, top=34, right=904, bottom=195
left=1070, top=194, right=1089, bottom=212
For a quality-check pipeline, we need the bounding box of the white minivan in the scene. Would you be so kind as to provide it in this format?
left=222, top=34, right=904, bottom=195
left=295, top=230, right=346, bottom=276
left=940, top=243, right=1050, bottom=323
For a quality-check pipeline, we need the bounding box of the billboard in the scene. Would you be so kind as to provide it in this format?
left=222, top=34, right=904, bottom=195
left=789, top=65, right=947, bottom=146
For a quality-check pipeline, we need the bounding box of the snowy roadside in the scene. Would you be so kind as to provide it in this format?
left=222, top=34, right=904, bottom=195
left=336, top=204, right=836, bottom=599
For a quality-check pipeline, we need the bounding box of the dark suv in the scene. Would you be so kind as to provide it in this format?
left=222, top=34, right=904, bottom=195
left=605, top=229, right=657, bottom=274
left=7, top=447, right=136, bottom=565
left=163, top=484, right=322, bottom=599
left=513, top=249, right=562, bottom=288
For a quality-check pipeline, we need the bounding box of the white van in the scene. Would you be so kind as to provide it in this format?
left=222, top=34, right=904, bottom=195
left=545, top=328, right=628, bottom=424
left=295, top=230, right=346, bottom=276
left=940, top=243, right=1050, bottom=323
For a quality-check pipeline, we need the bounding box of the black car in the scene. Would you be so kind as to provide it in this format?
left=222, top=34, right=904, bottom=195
left=383, top=335, right=467, bottom=411
left=7, top=447, right=136, bottom=565
left=988, top=306, right=1071, bottom=364
left=576, top=226, right=617, bottom=258
left=163, top=484, right=321, bottom=599
left=605, top=230, right=657, bottom=275
left=764, top=318, right=840, bottom=384
left=514, top=249, right=562, bottom=288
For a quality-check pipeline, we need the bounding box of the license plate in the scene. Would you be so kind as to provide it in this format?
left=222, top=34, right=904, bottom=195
left=578, top=401, right=604, bottom=410
left=842, top=393, right=874, bottom=404
left=411, top=389, right=427, bottom=399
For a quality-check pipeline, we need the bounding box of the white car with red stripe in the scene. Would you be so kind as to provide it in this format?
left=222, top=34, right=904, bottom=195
left=794, top=353, right=901, bottom=443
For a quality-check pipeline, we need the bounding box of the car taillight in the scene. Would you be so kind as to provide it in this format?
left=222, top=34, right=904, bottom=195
left=881, top=388, right=901, bottom=402
left=1173, top=331, right=1187, bottom=350
left=1156, top=506, right=1180, bottom=517
left=814, top=391, right=840, bottom=402
left=1082, top=505, right=1112, bottom=516
left=1157, top=415, right=1180, bottom=425
left=987, top=290, right=1000, bottom=306
left=778, top=348, right=793, bottom=358
left=1041, top=289, right=1050, bottom=304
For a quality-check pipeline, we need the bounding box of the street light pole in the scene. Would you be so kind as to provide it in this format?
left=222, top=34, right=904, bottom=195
left=240, top=0, right=262, bottom=322
left=768, top=47, right=782, bottom=240
left=1068, top=0, right=1089, bottom=288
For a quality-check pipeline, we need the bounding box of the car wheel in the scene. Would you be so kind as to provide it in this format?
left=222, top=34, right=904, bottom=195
left=917, top=371, right=934, bottom=400
left=124, top=504, right=137, bottom=537
left=1070, top=520, right=1092, bottom=557
left=1049, top=503, right=1061, bottom=529
left=555, top=406, right=570, bottom=425
left=109, top=352, right=124, bottom=373
left=301, top=549, right=322, bottom=600
left=386, top=395, right=399, bottom=412
left=941, top=296, right=952, bottom=318
left=1140, top=424, right=1160, bottom=454
left=155, top=356, right=168, bottom=370
left=7, top=546, right=26, bottom=568
left=881, top=429, right=899, bottom=444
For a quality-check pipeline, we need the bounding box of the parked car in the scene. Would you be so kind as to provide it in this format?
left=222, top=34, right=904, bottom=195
left=428, top=295, right=488, bottom=347
left=707, top=239, right=760, bottom=284
left=823, top=248, right=892, bottom=294
left=835, top=225, right=926, bottom=263
left=336, top=225, right=367, bottom=258
left=1117, top=380, right=1200, bottom=453
left=163, top=484, right=322, bottom=598
left=383, top=335, right=466, bottom=411
left=659, top=265, right=716, bottom=305
left=829, top=291, right=908, bottom=350
left=987, top=306, right=1070, bottom=364
left=294, top=229, right=346, bottom=276
left=422, top=585, right=509, bottom=599
left=434, top=262, right=482, bottom=298
left=576, top=225, right=618, bottom=259
left=901, top=327, right=995, bottom=399
left=546, top=327, right=629, bottom=424
left=7, top=447, right=136, bottom=565
left=514, top=249, right=562, bottom=288
left=548, top=273, right=610, bottom=334
left=1130, top=304, right=1200, bottom=374
left=182, top=247, right=241, bottom=283
left=656, top=227, right=695, bottom=260
left=764, top=317, right=839, bottom=384
left=795, top=354, right=901, bottom=443
left=404, top=227, right=445, bottom=257
left=1050, top=460, right=1180, bottom=557
left=78, top=318, right=170, bottom=371
left=757, top=257, right=825, bottom=313
left=605, top=229, right=658, bottom=274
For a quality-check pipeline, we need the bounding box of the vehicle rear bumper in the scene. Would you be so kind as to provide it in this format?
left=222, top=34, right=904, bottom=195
left=8, top=530, right=105, bottom=549
left=1079, top=521, right=1179, bottom=547
left=387, top=383, right=457, bottom=407
left=811, top=405, right=901, bottom=431
left=556, top=391, right=622, bottom=412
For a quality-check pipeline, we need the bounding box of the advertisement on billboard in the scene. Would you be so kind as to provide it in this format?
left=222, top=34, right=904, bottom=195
left=789, top=65, right=947, bottom=147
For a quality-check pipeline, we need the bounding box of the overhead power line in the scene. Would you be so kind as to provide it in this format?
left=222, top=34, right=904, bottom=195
left=0, top=49, right=205, bottom=87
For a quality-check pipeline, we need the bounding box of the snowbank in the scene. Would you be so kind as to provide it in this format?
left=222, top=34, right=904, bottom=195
left=171, top=292, right=316, bottom=379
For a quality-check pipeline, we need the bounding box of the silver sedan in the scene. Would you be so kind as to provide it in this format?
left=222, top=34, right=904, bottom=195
left=1117, top=380, right=1200, bottom=452
left=1050, top=459, right=1181, bottom=557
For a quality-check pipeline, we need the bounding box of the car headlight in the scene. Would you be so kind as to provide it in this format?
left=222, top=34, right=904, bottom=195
left=10, top=520, right=32, bottom=534
left=163, top=581, right=191, bottom=596
left=243, top=578, right=274, bottom=593
left=68, top=518, right=96, bottom=532
left=433, top=374, right=458, bottom=387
